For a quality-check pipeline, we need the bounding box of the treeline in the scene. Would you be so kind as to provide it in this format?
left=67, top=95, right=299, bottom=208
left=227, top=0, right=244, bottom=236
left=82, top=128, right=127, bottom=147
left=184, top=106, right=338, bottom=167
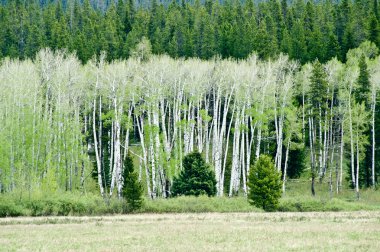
left=1, top=0, right=380, bottom=63
left=0, top=41, right=379, bottom=199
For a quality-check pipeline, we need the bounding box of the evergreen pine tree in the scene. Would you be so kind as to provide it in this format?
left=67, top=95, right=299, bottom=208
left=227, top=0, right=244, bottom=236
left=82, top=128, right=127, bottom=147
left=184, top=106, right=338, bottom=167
left=254, top=19, right=277, bottom=59
left=355, top=56, right=371, bottom=106
left=325, top=31, right=341, bottom=61
left=122, top=153, right=143, bottom=211
left=355, top=55, right=372, bottom=187
left=172, top=152, right=217, bottom=197
left=310, top=60, right=329, bottom=111
left=248, top=155, right=281, bottom=212
left=369, top=14, right=380, bottom=48
left=289, top=19, right=307, bottom=63
left=374, top=0, right=379, bottom=20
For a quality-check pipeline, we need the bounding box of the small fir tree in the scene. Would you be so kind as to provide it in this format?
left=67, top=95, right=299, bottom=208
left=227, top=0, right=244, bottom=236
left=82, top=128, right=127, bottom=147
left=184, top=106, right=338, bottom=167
left=248, top=155, right=282, bottom=211
left=122, top=153, right=143, bottom=211
left=172, top=152, right=217, bottom=197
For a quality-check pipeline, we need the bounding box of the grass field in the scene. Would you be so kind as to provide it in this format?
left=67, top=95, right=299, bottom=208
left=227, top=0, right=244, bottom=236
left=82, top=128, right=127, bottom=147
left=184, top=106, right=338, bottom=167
left=1, top=211, right=380, bottom=251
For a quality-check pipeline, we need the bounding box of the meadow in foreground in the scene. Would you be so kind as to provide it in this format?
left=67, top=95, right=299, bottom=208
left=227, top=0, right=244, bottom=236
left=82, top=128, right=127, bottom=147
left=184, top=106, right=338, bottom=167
left=1, top=211, right=379, bottom=252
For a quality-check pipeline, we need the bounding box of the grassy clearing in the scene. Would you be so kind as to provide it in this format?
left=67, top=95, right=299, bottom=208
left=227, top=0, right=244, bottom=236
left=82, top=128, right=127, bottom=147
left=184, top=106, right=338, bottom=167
left=1, top=212, right=379, bottom=251
left=0, top=193, right=262, bottom=217
left=0, top=180, right=379, bottom=217
left=1, top=188, right=379, bottom=217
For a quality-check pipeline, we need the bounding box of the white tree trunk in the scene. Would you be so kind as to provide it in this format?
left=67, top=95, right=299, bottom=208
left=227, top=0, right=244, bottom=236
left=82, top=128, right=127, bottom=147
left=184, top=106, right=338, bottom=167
left=339, top=122, right=344, bottom=193
left=135, top=113, right=152, bottom=198
left=113, top=101, right=123, bottom=199
left=229, top=109, right=241, bottom=196
left=148, top=110, right=157, bottom=199
left=356, top=131, right=360, bottom=200
left=349, top=102, right=356, bottom=187
left=93, top=99, right=104, bottom=197
left=371, top=91, right=376, bottom=188
left=282, top=137, right=291, bottom=194
left=153, top=106, right=166, bottom=198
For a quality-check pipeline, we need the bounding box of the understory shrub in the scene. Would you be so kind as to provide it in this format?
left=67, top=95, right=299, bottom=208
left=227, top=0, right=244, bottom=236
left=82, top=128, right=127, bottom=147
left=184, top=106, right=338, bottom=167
left=0, top=198, right=24, bottom=217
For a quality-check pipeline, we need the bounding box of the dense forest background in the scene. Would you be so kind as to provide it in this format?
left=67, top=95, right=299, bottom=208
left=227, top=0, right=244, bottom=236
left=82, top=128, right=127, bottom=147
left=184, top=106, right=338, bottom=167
left=1, top=0, right=380, bottom=201
left=1, top=0, right=380, bottom=64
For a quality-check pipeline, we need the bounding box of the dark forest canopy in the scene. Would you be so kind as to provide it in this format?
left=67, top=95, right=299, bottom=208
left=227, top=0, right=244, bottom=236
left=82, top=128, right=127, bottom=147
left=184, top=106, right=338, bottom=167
left=1, top=0, right=380, bottom=63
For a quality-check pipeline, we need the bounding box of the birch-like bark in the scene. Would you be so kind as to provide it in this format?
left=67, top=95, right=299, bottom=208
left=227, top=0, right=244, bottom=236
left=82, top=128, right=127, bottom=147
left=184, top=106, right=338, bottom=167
left=153, top=105, right=166, bottom=198
left=137, top=113, right=152, bottom=197
left=371, top=91, right=376, bottom=188
left=356, top=130, right=360, bottom=200
left=229, top=109, right=241, bottom=196
left=349, top=99, right=356, bottom=187
left=240, top=125, right=246, bottom=195
left=148, top=109, right=157, bottom=199
left=339, top=121, right=344, bottom=193
left=93, top=99, right=104, bottom=197
left=282, top=137, right=291, bottom=194
left=160, top=99, right=171, bottom=158
left=110, top=121, right=116, bottom=195
left=98, top=96, right=103, bottom=191
left=196, top=100, right=203, bottom=153
left=114, top=104, right=123, bottom=199
left=123, top=106, right=133, bottom=161
left=309, top=116, right=315, bottom=196
left=221, top=103, right=235, bottom=196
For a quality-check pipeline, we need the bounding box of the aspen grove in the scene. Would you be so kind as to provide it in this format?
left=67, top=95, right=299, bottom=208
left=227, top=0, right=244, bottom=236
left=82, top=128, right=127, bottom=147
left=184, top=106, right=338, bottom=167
left=0, top=41, right=379, bottom=199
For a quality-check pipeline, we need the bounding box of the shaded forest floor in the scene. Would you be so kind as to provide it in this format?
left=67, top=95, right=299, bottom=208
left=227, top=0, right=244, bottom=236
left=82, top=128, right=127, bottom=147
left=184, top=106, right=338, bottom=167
left=1, top=212, right=380, bottom=251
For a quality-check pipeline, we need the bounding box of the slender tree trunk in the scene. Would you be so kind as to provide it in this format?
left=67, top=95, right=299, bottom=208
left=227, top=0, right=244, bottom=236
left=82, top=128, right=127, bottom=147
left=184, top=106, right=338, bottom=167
left=160, top=99, right=171, bottom=158
left=282, top=137, right=291, bottom=194
left=221, top=103, right=235, bottom=197
left=309, top=116, right=315, bottom=196
left=356, top=130, right=360, bottom=200
left=371, top=91, right=376, bottom=188
left=229, top=109, right=241, bottom=196
left=153, top=105, right=166, bottom=198
left=339, top=122, right=344, bottom=193
left=93, top=99, right=104, bottom=197
left=197, top=100, right=203, bottom=153
left=98, top=96, right=103, bottom=191
left=240, top=126, right=246, bottom=195
left=184, top=101, right=191, bottom=155
left=114, top=104, right=123, bottom=199
left=135, top=113, right=152, bottom=198
left=205, top=96, right=211, bottom=163
left=148, top=110, right=157, bottom=199
left=110, top=121, right=116, bottom=196
left=349, top=102, right=356, bottom=187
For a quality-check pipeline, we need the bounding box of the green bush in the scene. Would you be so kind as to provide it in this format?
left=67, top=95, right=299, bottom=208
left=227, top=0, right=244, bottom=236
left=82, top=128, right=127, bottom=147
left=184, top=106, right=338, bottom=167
left=142, top=195, right=261, bottom=213
left=172, top=152, right=217, bottom=197
left=278, top=197, right=379, bottom=212
left=278, top=197, right=324, bottom=212
left=0, top=198, right=24, bottom=217
left=248, top=155, right=282, bottom=211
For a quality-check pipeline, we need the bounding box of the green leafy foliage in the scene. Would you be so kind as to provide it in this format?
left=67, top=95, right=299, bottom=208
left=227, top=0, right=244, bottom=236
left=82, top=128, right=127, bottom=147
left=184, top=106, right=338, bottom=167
left=248, top=155, right=282, bottom=211
left=172, top=152, right=217, bottom=197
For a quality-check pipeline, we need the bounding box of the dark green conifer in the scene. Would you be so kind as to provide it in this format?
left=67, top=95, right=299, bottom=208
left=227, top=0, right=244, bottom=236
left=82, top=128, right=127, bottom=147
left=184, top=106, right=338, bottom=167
left=172, top=152, right=217, bottom=197
left=122, top=153, right=143, bottom=211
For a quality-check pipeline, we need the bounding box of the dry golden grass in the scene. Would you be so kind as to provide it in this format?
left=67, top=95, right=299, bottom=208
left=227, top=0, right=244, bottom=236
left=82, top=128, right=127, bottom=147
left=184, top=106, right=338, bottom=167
left=1, top=211, right=380, bottom=251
